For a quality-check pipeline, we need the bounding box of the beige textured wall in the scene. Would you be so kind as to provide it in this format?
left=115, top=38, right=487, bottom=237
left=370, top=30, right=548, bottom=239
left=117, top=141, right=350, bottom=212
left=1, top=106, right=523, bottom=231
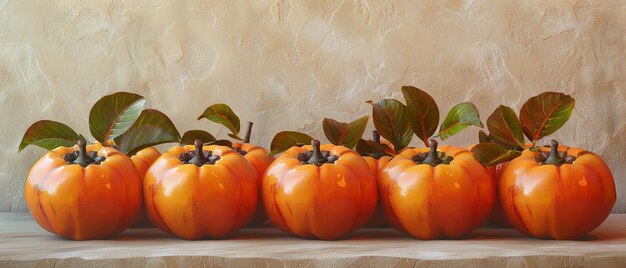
left=0, top=0, right=624, bottom=212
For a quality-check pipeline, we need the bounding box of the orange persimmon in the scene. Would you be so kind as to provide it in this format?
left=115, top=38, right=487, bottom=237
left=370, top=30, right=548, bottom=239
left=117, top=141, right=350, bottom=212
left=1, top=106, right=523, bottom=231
left=130, top=147, right=161, bottom=177
left=24, top=140, right=142, bottom=240
left=232, top=122, right=275, bottom=226
left=129, top=147, right=161, bottom=227
left=467, top=143, right=511, bottom=228
left=380, top=139, right=494, bottom=239
left=144, top=140, right=257, bottom=239
left=263, top=140, right=377, bottom=240
left=360, top=131, right=393, bottom=228
left=482, top=162, right=510, bottom=227
left=363, top=155, right=391, bottom=227
left=499, top=140, right=616, bottom=239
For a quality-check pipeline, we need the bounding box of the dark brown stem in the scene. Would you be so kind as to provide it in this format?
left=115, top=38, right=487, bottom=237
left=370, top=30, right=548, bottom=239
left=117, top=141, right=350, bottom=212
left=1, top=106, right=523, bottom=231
left=73, top=140, right=95, bottom=167
left=543, top=139, right=564, bottom=165
left=306, top=140, right=325, bottom=165
left=188, top=139, right=209, bottom=166
left=243, top=121, right=253, bottom=144
left=373, top=130, right=381, bottom=144
left=422, top=139, right=443, bottom=167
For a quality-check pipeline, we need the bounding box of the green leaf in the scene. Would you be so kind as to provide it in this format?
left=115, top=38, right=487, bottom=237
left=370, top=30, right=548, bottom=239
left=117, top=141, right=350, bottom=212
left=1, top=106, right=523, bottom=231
left=519, top=92, right=575, bottom=143
left=438, top=102, right=483, bottom=140
left=354, top=139, right=390, bottom=157
left=114, top=110, right=181, bottom=155
left=401, top=86, right=440, bottom=146
left=478, top=130, right=493, bottom=143
left=19, top=120, right=82, bottom=151
left=487, top=105, right=525, bottom=149
left=269, top=131, right=313, bottom=156
left=197, top=104, right=241, bottom=140
left=471, top=143, right=522, bottom=166
left=180, top=130, right=217, bottom=145
left=89, top=92, right=146, bottom=145
left=322, top=115, right=368, bottom=148
left=366, top=99, right=412, bottom=151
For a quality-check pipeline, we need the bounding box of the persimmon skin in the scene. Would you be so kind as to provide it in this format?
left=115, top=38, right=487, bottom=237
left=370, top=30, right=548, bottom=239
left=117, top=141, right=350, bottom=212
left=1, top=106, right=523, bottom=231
left=380, top=145, right=494, bottom=239
left=130, top=147, right=161, bottom=178
left=263, top=144, right=377, bottom=240
left=232, top=142, right=275, bottom=226
left=24, top=144, right=142, bottom=240
left=483, top=162, right=510, bottom=227
left=144, top=145, right=257, bottom=240
left=363, top=156, right=391, bottom=228
left=129, top=147, right=161, bottom=227
left=467, top=144, right=511, bottom=227
left=89, top=143, right=161, bottom=228
left=499, top=146, right=616, bottom=240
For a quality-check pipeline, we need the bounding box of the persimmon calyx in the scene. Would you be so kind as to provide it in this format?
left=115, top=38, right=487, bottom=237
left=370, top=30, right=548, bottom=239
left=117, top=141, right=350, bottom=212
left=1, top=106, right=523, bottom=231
left=413, top=139, right=453, bottom=167
left=298, top=139, right=338, bottom=167
left=179, top=139, right=220, bottom=166
left=65, top=140, right=106, bottom=167
left=232, top=146, right=248, bottom=156
left=536, top=139, right=577, bottom=166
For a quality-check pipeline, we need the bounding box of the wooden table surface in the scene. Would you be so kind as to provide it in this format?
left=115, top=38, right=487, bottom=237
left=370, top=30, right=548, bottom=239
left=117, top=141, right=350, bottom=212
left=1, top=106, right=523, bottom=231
left=1, top=213, right=626, bottom=267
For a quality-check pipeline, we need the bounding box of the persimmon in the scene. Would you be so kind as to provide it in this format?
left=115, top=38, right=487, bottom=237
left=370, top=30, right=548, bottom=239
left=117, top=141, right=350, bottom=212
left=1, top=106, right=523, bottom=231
left=482, top=162, right=510, bottom=227
left=471, top=93, right=577, bottom=228
left=263, top=140, right=377, bottom=240
left=129, top=147, right=161, bottom=177
left=362, top=155, right=391, bottom=227
left=20, top=92, right=183, bottom=232
left=231, top=122, right=274, bottom=226
left=129, top=147, right=161, bottom=227
left=360, top=131, right=392, bottom=228
left=144, top=140, right=257, bottom=239
left=499, top=140, right=616, bottom=239
left=24, top=140, right=142, bottom=240
left=362, top=87, right=484, bottom=230
left=380, top=139, right=494, bottom=239
left=468, top=142, right=511, bottom=227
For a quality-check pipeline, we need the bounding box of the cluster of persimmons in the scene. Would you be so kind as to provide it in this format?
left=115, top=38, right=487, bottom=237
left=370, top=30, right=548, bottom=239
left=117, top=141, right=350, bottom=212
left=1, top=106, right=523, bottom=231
left=20, top=87, right=615, bottom=241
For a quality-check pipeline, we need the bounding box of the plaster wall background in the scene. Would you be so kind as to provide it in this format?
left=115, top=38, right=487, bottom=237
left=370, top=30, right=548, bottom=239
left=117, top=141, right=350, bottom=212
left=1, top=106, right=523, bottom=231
left=0, top=0, right=624, bottom=212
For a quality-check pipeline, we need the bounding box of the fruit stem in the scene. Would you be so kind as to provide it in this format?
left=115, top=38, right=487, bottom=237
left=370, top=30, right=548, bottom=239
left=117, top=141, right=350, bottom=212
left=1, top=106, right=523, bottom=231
left=543, top=139, right=564, bottom=165
left=373, top=130, right=381, bottom=144
left=307, top=140, right=325, bottom=165
left=243, top=121, right=253, bottom=144
left=188, top=139, right=208, bottom=166
left=73, top=140, right=95, bottom=167
left=422, top=139, right=443, bottom=167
